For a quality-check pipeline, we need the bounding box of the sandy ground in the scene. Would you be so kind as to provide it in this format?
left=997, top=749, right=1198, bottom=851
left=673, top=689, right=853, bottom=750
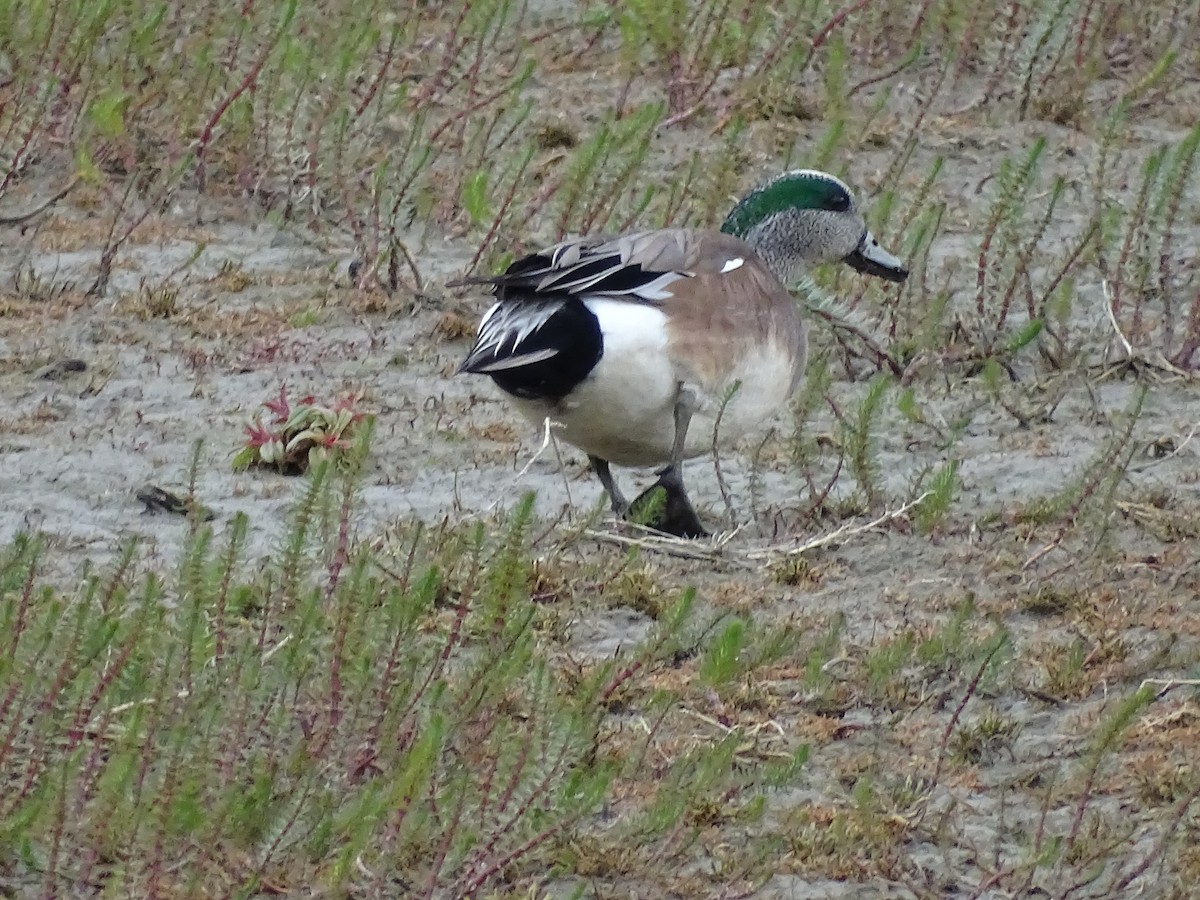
left=5, top=112, right=1198, bottom=573
left=3, top=78, right=1200, bottom=894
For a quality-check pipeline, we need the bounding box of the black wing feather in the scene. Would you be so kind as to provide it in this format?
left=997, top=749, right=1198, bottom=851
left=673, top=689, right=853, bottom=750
left=454, top=235, right=690, bottom=401
left=459, top=299, right=602, bottom=402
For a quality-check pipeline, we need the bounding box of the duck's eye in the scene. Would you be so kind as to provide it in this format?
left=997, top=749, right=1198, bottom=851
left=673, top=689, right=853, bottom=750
left=821, top=189, right=851, bottom=212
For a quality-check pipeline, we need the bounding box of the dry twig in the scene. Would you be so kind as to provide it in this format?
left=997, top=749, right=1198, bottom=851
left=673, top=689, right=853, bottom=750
left=746, top=492, right=932, bottom=561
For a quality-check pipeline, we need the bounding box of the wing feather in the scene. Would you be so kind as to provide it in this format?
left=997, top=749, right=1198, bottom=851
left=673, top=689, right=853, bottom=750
left=453, top=229, right=763, bottom=394
left=458, top=301, right=563, bottom=373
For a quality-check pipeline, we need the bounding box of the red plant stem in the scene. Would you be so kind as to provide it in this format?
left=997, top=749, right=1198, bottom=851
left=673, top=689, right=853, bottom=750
left=801, top=0, right=871, bottom=72
left=1111, top=171, right=1155, bottom=337
left=325, top=467, right=355, bottom=609
left=0, top=680, right=28, bottom=776
left=976, top=210, right=1001, bottom=324
left=995, top=186, right=1060, bottom=334
left=29, top=0, right=65, bottom=83
left=490, top=727, right=533, bottom=823
left=1112, top=778, right=1200, bottom=893
left=383, top=721, right=419, bottom=840
left=0, top=553, right=48, bottom=783
left=1035, top=219, right=1099, bottom=319
left=3, top=544, right=38, bottom=665
left=848, top=47, right=923, bottom=98
left=746, top=5, right=805, bottom=81
left=904, top=0, right=939, bottom=46
left=1170, top=290, right=1200, bottom=370
left=601, top=659, right=643, bottom=704
left=3, top=614, right=90, bottom=817
left=195, top=6, right=293, bottom=193
left=613, top=70, right=635, bottom=118
left=929, top=639, right=1005, bottom=793
left=473, top=103, right=509, bottom=173
left=877, top=11, right=960, bottom=200
left=89, top=170, right=181, bottom=296
left=465, top=147, right=533, bottom=276
left=73, top=710, right=116, bottom=888
left=658, top=156, right=698, bottom=227
left=42, top=751, right=70, bottom=900
left=322, top=484, right=356, bottom=740
left=99, top=546, right=134, bottom=614
left=355, top=25, right=399, bottom=117
left=382, top=126, right=432, bottom=235
left=453, top=735, right=573, bottom=894
left=809, top=305, right=904, bottom=377
left=453, top=619, right=531, bottom=722
left=218, top=655, right=254, bottom=790
left=1074, top=0, right=1101, bottom=67
left=566, top=0, right=620, bottom=64
left=395, top=573, right=474, bottom=731
left=252, top=778, right=317, bottom=878
left=65, top=617, right=146, bottom=747
left=659, top=61, right=726, bottom=128
left=426, top=75, right=527, bottom=147
left=127, top=662, right=175, bottom=819
left=474, top=742, right=504, bottom=820
left=416, top=1, right=471, bottom=105
left=805, top=454, right=844, bottom=524
left=580, top=143, right=647, bottom=233
left=460, top=13, right=489, bottom=119
left=332, top=136, right=367, bottom=256
left=0, top=91, right=55, bottom=195
left=212, top=530, right=240, bottom=667
left=458, top=812, right=586, bottom=895
left=256, top=572, right=274, bottom=654
left=0, top=0, right=71, bottom=193
left=366, top=547, right=425, bottom=753
left=665, top=0, right=730, bottom=117
left=976, top=1, right=1024, bottom=106
left=422, top=776, right=470, bottom=898
left=144, top=737, right=185, bottom=900
left=1159, top=134, right=1198, bottom=357
left=0, top=691, right=40, bottom=818
left=224, top=2, right=253, bottom=80
left=510, top=175, right=564, bottom=240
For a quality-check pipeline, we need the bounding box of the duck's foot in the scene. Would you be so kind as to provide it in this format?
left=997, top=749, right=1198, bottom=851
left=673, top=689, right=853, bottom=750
left=626, top=467, right=708, bottom=539
left=589, top=455, right=629, bottom=515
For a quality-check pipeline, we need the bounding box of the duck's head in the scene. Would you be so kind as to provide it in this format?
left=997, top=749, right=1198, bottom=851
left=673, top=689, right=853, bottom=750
left=720, top=169, right=908, bottom=286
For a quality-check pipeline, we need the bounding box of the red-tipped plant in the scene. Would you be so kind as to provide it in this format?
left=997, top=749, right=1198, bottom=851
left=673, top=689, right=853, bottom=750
left=234, top=385, right=368, bottom=475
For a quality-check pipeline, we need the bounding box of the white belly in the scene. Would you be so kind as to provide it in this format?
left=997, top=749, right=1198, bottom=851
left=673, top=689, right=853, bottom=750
left=679, top=347, right=797, bottom=458
left=505, top=299, right=797, bottom=468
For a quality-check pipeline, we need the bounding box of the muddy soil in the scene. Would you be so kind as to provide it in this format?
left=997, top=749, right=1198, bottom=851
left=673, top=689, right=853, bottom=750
left=2, top=70, right=1200, bottom=896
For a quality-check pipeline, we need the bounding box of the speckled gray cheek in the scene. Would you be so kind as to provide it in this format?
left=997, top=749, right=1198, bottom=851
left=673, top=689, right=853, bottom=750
left=746, top=208, right=866, bottom=285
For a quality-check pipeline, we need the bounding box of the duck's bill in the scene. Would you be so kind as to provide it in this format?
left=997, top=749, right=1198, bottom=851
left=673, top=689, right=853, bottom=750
left=843, top=230, right=908, bottom=283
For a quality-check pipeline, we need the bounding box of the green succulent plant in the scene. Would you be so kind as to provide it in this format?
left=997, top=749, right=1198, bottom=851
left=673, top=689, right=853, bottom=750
left=233, top=385, right=368, bottom=475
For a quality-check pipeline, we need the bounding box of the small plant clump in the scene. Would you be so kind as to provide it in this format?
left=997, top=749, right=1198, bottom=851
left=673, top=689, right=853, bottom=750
left=233, top=384, right=369, bottom=475
left=3, top=0, right=1200, bottom=893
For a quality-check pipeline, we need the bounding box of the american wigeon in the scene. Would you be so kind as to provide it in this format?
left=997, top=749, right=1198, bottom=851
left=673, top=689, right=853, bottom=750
left=455, top=169, right=908, bottom=537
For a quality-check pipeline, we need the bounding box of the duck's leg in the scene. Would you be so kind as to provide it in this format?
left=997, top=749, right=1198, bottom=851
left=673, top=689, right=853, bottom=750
left=628, top=390, right=708, bottom=539
left=588, top=455, right=629, bottom=515
left=643, top=464, right=707, bottom=538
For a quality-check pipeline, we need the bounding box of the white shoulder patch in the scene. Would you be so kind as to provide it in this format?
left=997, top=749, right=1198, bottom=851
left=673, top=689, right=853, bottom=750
left=720, top=257, right=744, bottom=274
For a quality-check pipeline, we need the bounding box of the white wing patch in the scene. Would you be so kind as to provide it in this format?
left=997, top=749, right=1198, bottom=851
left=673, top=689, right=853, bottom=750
left=467, top=300, right=564, bottom=368
left=720, top=257, right=744, bottom=274
left=472, top=348, right=559, bottom=372
left=584, top=298, right=669, bottom=349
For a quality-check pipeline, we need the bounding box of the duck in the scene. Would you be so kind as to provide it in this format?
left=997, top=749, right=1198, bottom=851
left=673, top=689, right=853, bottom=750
left=453, top=169, right=908, bottom=538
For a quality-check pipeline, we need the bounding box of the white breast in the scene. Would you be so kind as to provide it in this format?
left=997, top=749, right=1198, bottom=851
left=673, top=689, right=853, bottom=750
left=506, top=298, right=798, bottom=468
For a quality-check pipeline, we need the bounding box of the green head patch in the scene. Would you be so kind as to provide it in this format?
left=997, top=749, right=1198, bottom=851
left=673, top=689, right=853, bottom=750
left=721, top=170, right=853, bottom=237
